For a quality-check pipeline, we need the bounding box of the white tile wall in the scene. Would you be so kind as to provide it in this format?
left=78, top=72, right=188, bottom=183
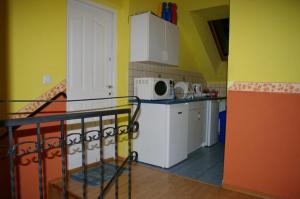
left=128, top=62, right=207, bottom=95
left=206, top=82, right=227, bottom=97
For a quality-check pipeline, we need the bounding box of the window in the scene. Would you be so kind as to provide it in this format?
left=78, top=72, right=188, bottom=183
left=208, top=18, right=229, bottom=61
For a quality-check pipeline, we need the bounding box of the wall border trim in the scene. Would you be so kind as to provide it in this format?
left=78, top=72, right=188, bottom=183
left=228, top=81, right=300, bottom=94
left=12, top=80, right=66, bottom=119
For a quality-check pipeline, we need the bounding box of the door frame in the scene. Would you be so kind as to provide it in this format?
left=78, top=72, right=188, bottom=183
left=66, top=0, right=117, bottom=101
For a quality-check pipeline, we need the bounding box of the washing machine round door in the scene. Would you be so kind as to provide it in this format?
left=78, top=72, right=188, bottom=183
left=154, top=80, right=168, bottom=96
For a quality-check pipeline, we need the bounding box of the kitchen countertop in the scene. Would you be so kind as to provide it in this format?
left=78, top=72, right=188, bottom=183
left=131, top=96, right=226, bottom=105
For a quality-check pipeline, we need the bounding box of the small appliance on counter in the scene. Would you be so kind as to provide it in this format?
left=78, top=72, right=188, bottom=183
left=174, top=81, right=193, bottom=99
left=134, top=77, right=174, bottom=100
left=192, top=83, right=203, bottom=97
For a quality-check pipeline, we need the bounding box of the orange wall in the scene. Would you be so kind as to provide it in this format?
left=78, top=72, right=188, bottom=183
left=223, top=91, right=300, bottom=198
left=0, top=96, right=66, bottom=199
left=225, top=0, right=300, bottom=198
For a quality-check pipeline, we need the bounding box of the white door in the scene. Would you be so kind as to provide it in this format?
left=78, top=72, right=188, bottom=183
left=67, top=0, right=116, bottom=169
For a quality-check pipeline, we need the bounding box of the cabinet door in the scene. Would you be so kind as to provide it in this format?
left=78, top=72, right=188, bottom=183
left=165, top=22, right=179, bottom=65
left=167, top=104, right=188, bottom=167
left=130, top=13, right=149, bottom=62
left=148, top=14, right=165, bottom=63
left=188, top=108, right=202, bottom=153
left=206, top=100, right=219, bottom=146
left=133, top=104, right=168, bottom=168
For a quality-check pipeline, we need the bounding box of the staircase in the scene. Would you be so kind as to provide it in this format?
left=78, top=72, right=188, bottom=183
left=0, top=96, right=141, bottom=199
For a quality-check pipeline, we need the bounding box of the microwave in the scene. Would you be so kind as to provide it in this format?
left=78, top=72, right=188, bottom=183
left=134, top=78, right=175, bottom=100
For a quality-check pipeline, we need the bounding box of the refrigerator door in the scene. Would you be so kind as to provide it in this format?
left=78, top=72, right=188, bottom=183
left=166, top=103, right=188, bottom=168
left=204, top=100, right=219, bottom=147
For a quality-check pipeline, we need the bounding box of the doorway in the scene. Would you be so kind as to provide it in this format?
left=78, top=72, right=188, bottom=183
left=67, top=0, right=117, bottom=169
left=67, top=0, right=116, bottom=106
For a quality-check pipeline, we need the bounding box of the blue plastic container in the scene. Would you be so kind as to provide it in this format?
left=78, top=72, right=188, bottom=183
left=162, top=2, right=167, bottom=20
left=219, top=111, right=226, bottom=144
left=167, top=2, right=173, bottom=22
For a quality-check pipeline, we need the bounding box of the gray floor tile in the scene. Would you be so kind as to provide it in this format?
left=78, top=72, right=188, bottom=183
left=165, top=142, right=225, bottom=185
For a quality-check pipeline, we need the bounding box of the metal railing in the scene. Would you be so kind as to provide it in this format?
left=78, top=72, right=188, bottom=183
left=0, top=96, right=141, bottom=199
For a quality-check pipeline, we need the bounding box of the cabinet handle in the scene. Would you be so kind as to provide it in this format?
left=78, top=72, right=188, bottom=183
left=178, top=112, right=182, bottom=115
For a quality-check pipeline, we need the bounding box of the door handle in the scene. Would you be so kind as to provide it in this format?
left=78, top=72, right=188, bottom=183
left=107, top=85, right=113, bottom=96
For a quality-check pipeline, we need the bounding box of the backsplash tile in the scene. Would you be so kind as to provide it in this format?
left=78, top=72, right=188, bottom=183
left=128, top=62, right=207, bottom=96
left=206, top=82, right=227, bottom=97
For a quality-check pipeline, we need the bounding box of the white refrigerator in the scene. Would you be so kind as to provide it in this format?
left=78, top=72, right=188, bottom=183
left=133, top=103, right=189, bottom=168
left=203, top=100, right=219, bottom=147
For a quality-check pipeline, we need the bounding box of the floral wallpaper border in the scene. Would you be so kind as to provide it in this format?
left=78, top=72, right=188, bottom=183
left=12, top=80, right=66, bottom=119
left=228, top=81, right=300, bottom=94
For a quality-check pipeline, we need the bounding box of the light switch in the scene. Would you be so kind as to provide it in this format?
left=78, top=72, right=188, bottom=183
left=43, top=74, right=52, bottom=85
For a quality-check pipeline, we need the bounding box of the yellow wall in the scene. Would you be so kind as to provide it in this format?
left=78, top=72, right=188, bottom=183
left=8, top=0, right=66, bottom=111
left=129, top=0, right=161, bottom=16
left=6, top=0, right=130, bottom=155
left=7, top=0, right=129, bottom=112
left=228, top=0, right=300, bottom=83
left=5, top=0, right=130, bottom=155
left=176, top=0, right=229, bottom=83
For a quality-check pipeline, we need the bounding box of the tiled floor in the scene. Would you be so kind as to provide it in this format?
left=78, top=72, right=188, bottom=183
left=142, top=142, right=225, bottom=185
left=165, top=142, right=225, bottom=185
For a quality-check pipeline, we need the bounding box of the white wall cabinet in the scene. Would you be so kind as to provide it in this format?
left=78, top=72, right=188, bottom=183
left=188, top=101, right=206, bottom=154
left=130, top=12, right=179, bottom=66
left=133, top=103, right=188, bottom=168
